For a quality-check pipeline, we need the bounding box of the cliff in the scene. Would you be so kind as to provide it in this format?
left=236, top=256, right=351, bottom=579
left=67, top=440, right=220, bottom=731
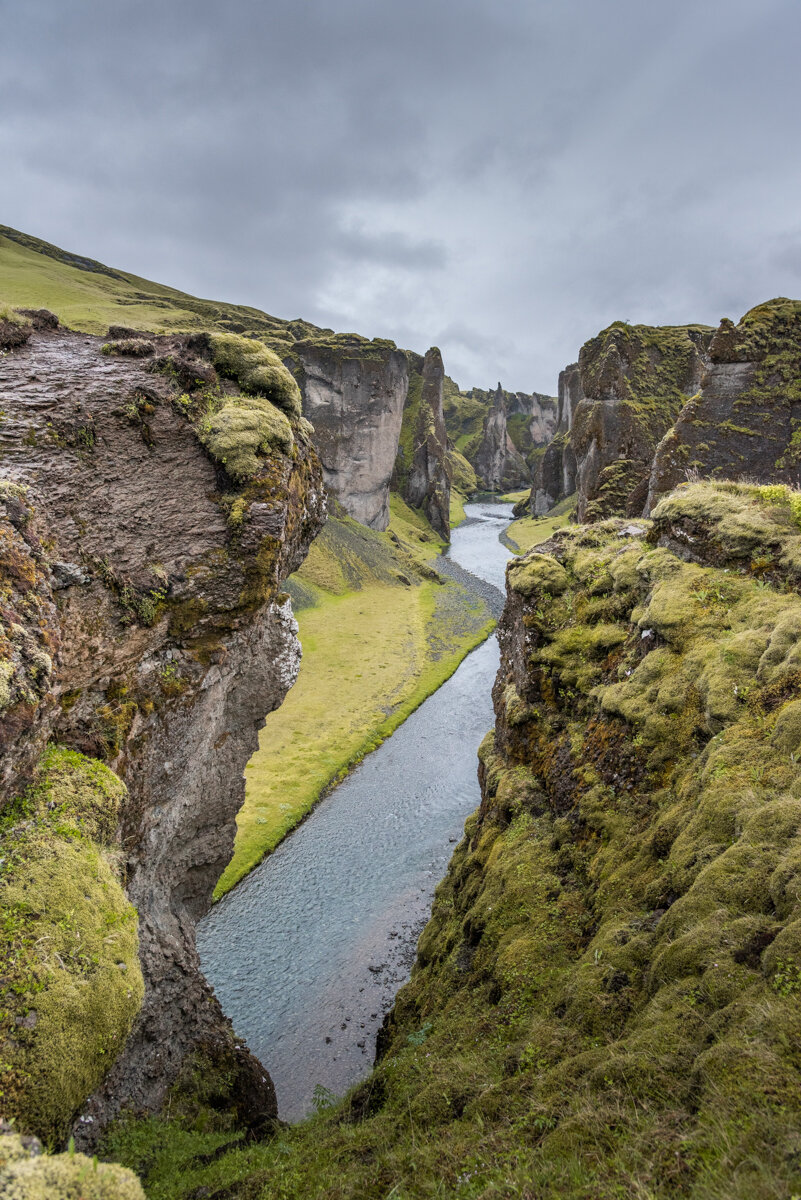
left=444, top=380, right=557, bottom=493
left=648, top=298, right=801, bottom=510
left=0, top=317, right=325, bottom=1145
left=392, top=348, right=451, bottom=538
left=280, top=332, right=409, bottom=531
left=569, top=322, right=712, bottom=521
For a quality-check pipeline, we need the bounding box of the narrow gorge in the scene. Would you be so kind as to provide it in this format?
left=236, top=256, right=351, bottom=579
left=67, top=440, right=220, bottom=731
left=1, top=227, right=801, bottom=1200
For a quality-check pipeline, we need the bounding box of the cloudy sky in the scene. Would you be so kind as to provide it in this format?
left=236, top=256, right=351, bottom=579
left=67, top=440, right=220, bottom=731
left=2, top=0, right=800, bottom=392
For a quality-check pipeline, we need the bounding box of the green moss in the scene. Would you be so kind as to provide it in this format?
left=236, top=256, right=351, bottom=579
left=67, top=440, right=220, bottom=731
left=445, top=448, right=477, bottom=496
left=208, top=333, right=302, bottom=419
left=0, top=747, right=144, bottom=1146
left=0, top=1133, right=145, bottom=1199
left=508, top=552, right=569, bottom=597
left=200, top=394, right=293, bottom=480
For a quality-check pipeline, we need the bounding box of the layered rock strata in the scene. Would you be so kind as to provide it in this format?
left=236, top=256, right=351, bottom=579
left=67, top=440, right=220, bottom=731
left=0, top=321, right=325, bottom=1144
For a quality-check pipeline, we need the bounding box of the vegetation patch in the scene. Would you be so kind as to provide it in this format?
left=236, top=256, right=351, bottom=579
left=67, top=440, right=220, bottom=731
left=0, top=303, right=32, bottom=351
left=0, top=747, right=143, bottom=1146
left=207, top=333, right=302, bottom=419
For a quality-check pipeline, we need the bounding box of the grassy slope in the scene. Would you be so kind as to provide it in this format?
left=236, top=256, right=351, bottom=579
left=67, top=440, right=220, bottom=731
left=108, top=482, right=801, bottom=1199
left=215, top=496, right=494, bottom=896
left=0, top=228, right=284, bottom=335
left=504, top=493, right=577, bottom=554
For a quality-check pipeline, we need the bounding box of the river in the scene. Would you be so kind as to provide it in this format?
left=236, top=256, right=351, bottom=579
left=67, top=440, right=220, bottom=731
left=198, top=499, right=515, bottom=1120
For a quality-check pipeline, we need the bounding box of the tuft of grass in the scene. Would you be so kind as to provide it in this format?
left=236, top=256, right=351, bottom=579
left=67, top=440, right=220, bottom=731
left=208, top=333, right=302, bottom=419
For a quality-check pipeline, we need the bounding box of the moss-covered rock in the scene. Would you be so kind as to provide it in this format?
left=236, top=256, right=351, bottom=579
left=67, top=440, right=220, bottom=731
left=207, top=332, right=302, bottom=419
left=0, top=1129, right=144, bottom=1199
left=571, top=321, right=713, bottom=522
left=0, top=747, right=143, bottom=1146
left=200, top=394, right=294, bottom=480
left=649, top=298, right=801, bottom=509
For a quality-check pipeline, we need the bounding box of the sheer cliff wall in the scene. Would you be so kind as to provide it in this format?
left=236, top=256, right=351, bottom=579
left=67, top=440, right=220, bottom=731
left=0, top=317, right=325, bottom=1145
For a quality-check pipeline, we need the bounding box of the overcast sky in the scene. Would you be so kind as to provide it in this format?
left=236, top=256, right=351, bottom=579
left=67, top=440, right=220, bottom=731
left=2, top=0, right=800, bottom=393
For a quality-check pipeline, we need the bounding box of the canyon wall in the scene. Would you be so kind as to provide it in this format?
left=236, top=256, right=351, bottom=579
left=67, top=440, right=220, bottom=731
left=526, top=298, right=801, bottom=524
left=287, top=333, right=408, bottom=531
left=0, top=318, right=324, bottom=1144
left=392, top=347, right=451, bottom=539
left=444, top=381, right=558, bottom=493
left=648, top=298, right=801, bottom=509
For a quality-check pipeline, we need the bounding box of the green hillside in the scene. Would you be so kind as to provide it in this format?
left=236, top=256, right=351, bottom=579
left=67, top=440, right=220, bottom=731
left=0, top=224, right=327, bottom=345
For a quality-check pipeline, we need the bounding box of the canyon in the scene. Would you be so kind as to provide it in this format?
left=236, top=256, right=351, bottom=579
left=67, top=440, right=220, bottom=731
left=2, top=226, right=801, bottom=1199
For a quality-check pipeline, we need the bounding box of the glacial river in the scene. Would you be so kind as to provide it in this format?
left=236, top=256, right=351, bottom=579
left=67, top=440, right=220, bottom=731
left=198, top=500, right=515, bottom=1120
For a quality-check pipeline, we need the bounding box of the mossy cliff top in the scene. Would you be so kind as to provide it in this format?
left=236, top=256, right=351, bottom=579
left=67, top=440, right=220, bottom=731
left=708, top=296, right=801, bottom=364
left=110, top=481, right=801, bottom=1199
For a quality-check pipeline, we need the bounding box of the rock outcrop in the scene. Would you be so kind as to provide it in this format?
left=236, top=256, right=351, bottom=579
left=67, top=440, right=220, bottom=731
left=570, top=322, right=712, bottom=521
left=648, top=298, right=801, bottom=510
left=0, top=321, right=325, bottom=1144
left=526, top=363, right=581, bottom=514
left=392, top=347, right=451, bottom=539
left=283, top=333, right=408, bottom=531
left=444, top=381, right=558, bottom=494
left=472, top=385, right=529, bottom=492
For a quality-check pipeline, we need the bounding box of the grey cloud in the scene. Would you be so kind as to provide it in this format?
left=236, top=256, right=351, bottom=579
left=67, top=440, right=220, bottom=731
left=1, top=0, right=800, bottom=391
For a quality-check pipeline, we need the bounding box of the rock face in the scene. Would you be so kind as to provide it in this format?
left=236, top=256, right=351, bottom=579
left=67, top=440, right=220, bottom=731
left=289, top=334, right=408, bottom=530
left=392, top=348, right=451, bottom=539
left=472, top=385, right=557, bottom=491
left=570, top=322, right=712, bottom=521
left=0, top=322, right=325, bottom=1143
left=527, top=364, right=581, bottom=514
left=443, top=381, right=558, bottom=494
left=648, top=298, right=801, bottom=510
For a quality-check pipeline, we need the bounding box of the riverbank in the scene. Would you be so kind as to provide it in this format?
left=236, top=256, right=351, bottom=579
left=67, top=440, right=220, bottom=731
left=503, top=492, right=577, bottom=553
left=214, top=495, right=494, bottom=897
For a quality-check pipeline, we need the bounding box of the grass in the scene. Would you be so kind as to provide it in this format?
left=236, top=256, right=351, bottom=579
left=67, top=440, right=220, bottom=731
left=449, top=488, right=468, bottom=528
left=504, top=494, right=576, bottom=554
left=214, top=494, right=494, bottom=897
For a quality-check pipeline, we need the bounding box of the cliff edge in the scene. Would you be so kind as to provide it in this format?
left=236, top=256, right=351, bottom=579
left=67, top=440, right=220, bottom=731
left=0, top=316, right=325, bottom=1145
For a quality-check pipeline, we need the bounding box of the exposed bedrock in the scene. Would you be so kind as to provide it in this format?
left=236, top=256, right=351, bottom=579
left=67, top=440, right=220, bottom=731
left=570, top=322, right=712, bottom=522
left=648, top=298, right=801, bottom=510
left=473, top=385, right=558, bottom=492
left=291, top=334, right=408, bottom=530
left=0, top=324, right=325, bottom=1143
left=392, top=347, right=451, bottom=538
